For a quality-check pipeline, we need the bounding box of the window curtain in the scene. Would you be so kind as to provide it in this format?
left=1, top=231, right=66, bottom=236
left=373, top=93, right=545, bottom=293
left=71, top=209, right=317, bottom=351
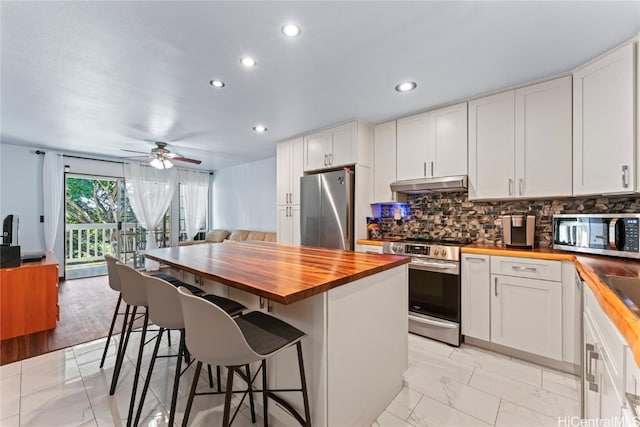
left=179, top=170, right=209, bottom=240
left=43, top=151, right=64, bottom=252
left=124, top=162, right=178, bottom=271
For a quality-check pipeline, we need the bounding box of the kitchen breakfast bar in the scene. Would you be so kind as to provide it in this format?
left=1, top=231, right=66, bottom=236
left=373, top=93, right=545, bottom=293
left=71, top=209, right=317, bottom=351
left=144, top=241, right=410, bottom=427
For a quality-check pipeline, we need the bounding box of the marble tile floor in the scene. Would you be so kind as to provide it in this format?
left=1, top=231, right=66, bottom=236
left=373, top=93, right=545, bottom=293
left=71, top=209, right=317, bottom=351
left=0, top=331, right=580, bottom=426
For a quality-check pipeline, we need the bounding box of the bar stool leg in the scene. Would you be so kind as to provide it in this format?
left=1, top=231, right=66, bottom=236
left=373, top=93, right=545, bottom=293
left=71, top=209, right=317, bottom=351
left=167, top=329, right=185, bottom=427
left=127, top=308, right=149, bottom=427
left=262, top=359, right=269, bottom=427
left=222, top=367, right=235, bottom=427
left=110, top=304, right=133, bottom=395
left=217, top=366, right=222, bottom=391
left=296, top=342, right=312, bottom=427
left=100, top=294, right=122, bottom=368
left=182, top=361, right=202, bottom=427
left=133, top=327, right=164, bottom=426
left=246, top=364, right=256, bottom=423
left=208, top=364, right=214, bottom=388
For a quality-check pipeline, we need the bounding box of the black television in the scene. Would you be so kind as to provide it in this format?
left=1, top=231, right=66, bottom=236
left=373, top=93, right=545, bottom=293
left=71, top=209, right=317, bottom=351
left=2, top=214, right=17, bottom=246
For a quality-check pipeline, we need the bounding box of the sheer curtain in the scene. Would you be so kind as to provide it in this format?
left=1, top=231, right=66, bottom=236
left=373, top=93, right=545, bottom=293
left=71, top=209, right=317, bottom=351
left=179, top=170, right=209, bottom=241
left=124, top=162, right=178, bottom=271
left=43, top=151, right=64, bottom=252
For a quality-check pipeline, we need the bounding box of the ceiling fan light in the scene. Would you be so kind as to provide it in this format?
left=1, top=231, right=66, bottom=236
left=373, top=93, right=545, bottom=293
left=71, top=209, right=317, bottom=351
left=150, top=157, right=173, bottom=169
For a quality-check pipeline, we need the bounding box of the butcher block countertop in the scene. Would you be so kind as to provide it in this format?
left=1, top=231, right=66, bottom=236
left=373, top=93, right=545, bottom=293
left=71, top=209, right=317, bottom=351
left=144, top=241, right=409, bottom=305
left=462, top=244, right=640, bottom=366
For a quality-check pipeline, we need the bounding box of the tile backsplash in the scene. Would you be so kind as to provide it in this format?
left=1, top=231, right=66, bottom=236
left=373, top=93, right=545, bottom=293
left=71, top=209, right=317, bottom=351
left=379, top=192, right=640, bottom=246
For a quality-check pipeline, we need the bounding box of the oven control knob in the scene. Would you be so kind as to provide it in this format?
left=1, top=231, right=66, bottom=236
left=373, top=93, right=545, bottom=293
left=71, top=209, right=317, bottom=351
left=392, top=243, right=404, bottom=253
left=435, top=249, right=442, bottom=256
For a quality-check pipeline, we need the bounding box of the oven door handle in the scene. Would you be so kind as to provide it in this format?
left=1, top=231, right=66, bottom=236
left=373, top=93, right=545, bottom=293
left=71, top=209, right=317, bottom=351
left=409, top=261, right=458, bottom=273
left=409, top=313, right=458, bottom=329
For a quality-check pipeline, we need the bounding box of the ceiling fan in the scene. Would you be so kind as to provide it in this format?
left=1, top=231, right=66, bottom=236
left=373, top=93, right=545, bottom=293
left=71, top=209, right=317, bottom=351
left=121, top=141, right=202, bottom=169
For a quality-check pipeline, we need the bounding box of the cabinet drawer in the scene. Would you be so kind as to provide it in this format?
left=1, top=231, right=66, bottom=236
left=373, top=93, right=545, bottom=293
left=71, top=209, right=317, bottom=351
left=491, top=256, right=561, bottom=281
left=584, top=285, right=626, bottom=390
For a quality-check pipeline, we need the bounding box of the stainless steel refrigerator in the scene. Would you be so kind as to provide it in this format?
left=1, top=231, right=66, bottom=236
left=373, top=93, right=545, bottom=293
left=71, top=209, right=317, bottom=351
left=300, top=169, right=354, bottom=250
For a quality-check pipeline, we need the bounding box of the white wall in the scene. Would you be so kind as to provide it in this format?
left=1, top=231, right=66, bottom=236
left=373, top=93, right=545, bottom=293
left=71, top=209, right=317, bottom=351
left=211, top=156, right=276, bottom=232
left=0, top=143, right=47, bottom=254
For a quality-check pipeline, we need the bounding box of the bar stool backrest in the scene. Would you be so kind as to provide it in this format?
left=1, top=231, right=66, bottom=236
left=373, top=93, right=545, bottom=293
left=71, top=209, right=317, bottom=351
left=104, top=255, right=122, bottom=292
left=178, top=287, right=260, bottom=366
left=143, top=275, right=184, bottom=330
left=115, top=263, right=148, bottom=307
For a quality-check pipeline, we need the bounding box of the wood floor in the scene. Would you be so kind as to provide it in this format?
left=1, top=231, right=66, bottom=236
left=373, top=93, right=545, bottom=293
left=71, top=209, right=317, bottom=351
left=0, top=274, right=119, bottom=365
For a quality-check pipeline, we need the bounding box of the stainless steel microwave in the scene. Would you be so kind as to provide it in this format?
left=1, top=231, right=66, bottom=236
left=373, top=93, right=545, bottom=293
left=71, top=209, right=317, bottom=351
left=553, top=213, right=640, bottom=259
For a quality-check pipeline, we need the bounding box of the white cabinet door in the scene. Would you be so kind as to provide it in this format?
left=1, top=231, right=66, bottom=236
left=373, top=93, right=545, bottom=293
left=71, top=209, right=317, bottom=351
left=276, top=141, right=291, bottom=206
left=515, top=76, right=572, bottom=198
left=461, top=254, right=490, bottom=341
left=330, top=122, right=357, bottom=167
left=290, top=138, right=303, bottom=205
left=304, top=130, right=332, bottom=171
left=573, top=42, right=635, bottom=195
left=373, top=121, right=397, bottom=202
left=491, top=274, right=562, bottom=360
left=468, top=91, right=515, bottom=200
left=277, top=205, right=292, bottom=244
left=396, top=112, right=429, bottom=180
left=429, top=102, right=468, bottom=178
left=291, top=205, right=300, bottom=246
left=584, top=311, right=601, bottom=421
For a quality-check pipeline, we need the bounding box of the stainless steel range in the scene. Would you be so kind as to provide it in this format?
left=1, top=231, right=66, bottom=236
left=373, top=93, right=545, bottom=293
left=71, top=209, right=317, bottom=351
left=383, top=238, right=466, bottom=346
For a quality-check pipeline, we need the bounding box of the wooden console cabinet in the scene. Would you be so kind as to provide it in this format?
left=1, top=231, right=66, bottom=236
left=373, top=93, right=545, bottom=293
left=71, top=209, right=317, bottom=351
left=0, top=252, right=59, bottom=339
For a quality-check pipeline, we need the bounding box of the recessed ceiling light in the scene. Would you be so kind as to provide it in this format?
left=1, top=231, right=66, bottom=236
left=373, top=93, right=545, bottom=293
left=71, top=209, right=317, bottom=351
left=241, top=57, right=257, bottom=67
left=209, top=80, right=225, bottom=88
left=252, top=125, right=268, bottom=133
left=395, top=81, right=417, bottom=92
left=281, top=24, right=301, bottom=37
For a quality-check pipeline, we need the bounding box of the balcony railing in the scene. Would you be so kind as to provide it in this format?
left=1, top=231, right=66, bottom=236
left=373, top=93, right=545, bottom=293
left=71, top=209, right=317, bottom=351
left=66, top=223, right=117, bottom=264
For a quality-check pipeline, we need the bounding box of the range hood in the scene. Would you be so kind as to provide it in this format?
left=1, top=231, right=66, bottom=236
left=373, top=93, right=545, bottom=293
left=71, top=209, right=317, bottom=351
left=390, top=175, right=468, bottom=194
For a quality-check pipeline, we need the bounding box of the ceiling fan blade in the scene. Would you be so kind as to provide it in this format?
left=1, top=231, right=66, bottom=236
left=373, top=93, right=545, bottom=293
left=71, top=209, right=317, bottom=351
left=121, top=148, right=150, bottom=154
left=173, top=157, right=202, bottom=165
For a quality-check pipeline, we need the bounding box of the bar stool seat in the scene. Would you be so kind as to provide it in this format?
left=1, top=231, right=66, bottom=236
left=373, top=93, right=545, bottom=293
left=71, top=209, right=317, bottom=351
left=236, top=311, right=305, bottom=355
left=201, top=294, right=246, bottom=317
left=150, top=272, right=206, bottom=296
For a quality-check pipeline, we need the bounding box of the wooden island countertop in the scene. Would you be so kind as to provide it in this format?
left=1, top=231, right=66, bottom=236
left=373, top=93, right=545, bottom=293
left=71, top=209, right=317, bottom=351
left=462, top=244, right=640, bottom=366
left=144, top=241, right=410, bottom=305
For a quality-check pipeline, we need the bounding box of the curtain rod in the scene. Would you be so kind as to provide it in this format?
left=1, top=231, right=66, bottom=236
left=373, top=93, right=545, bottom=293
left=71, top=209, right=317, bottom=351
left=35, top=150, right=213, bottom=174
left=35, top=150, right=124, bottom=164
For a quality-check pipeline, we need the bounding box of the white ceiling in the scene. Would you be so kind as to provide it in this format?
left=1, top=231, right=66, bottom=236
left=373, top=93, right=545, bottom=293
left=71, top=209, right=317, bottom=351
left=1, top=1, right=639, bottom=171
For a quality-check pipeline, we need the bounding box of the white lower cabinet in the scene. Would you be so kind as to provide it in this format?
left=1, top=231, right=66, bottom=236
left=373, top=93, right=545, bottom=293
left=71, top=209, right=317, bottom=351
left=583, top=285, right=628, bottom=424
left=355, top=244, right=383, bottom=254
left=461, top=254, right=576, bottom=364
left=491, top=274, right=562, bottom=360
left=461, top=254, right=490, bottom=341
left=277, top=205, right=300, bottom=245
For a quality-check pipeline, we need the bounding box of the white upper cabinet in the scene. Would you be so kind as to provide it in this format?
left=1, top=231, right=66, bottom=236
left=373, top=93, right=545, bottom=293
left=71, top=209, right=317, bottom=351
left=373, top=120, right=397, bottom=202
left=515, top=75, right=572, bottom=198
left=276, top=137, right=303, bottom=206
left=468, top=91, right=515, bottom=199
left=573, top=42, right=636, bottom=196
left=396, top=112, right=429, bottom=180
left=469, top=76, right=572, bottom=200
left=428, top=102, right=468, bottom=178
left=303, top=121, right=370, bottom=172
left=396, top=103, right=467, bottom=181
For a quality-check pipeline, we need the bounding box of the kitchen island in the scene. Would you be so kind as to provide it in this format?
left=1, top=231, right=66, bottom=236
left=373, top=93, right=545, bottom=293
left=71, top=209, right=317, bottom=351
left=144, top=241, right=410, bottom=427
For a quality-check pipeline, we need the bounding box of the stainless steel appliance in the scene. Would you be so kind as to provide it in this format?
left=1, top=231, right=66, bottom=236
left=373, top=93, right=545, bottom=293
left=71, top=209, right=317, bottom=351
left=300, top=169, right=354, bottom=250
left=553, top=213, right=640, bottom=259
left=502, top=214, right=535, bottom=248
left=383, top=238, right=465, bottom=346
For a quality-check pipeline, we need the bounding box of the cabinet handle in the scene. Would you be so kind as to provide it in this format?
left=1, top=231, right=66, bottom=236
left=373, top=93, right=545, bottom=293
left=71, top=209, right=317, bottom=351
left=622, top=165, right=629, bottom=188
left=323, top=154, right=327, bottom=167
left=512, top=266, right=537, bottom=273
left=589, top=382, right=599, bottom=392
left=508, top=179, right=514, bottom=196
left=465, top=257, right=485, bottom=263
left=430, top=161, right=434, bottom=177
left=423, top=162, right=427, bottom=177
left=494, top=277, right=498, bottom=297
left=519, top=178, right=524, bottom=196
left=328, top=153, right=332, bottom=165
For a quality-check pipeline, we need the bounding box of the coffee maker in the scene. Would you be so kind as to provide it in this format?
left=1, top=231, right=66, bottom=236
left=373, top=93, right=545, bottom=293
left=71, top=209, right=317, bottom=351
left=502, top=214, right=535, bottom=248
